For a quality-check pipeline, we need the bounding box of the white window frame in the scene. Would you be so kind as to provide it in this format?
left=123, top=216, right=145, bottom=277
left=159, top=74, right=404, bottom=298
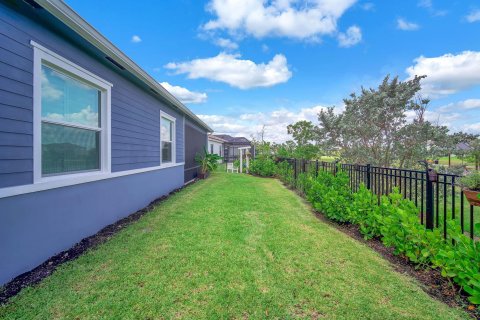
left=32, top=41, right=112, bottom=184
left=160, top=111, right=176, bottom=165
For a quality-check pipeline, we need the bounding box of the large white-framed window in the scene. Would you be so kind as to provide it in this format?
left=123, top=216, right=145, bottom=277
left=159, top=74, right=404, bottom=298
left=160, top=111, right=176, bottom=164
left=32, top=41, right=112, bottom=183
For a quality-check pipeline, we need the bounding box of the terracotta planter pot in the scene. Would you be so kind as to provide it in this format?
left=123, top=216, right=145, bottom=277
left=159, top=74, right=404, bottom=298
left=463, top=189, right=480, bottom=207
left=198, top=172, right=209, bottom=179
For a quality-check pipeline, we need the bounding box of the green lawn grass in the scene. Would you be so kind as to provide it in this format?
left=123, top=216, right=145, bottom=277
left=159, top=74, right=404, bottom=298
left=437, top=155, right=474, bottom=168
left=0, top=172, right=469, bottom=319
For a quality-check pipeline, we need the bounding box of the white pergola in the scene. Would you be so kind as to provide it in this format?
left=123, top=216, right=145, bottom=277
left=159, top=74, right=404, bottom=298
left=238, top=147, right=251, bottom=173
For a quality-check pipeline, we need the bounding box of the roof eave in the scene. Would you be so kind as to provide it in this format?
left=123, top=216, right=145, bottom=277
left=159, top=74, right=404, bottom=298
left=208, top=135, right=226, bottom=143
left=36, top=0, right=213, bottom=133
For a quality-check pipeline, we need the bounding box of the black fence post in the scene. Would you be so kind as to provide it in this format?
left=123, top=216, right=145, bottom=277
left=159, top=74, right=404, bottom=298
left=366, top=164, right=371, bottom=190
left=293, top=159, right=297, bottom=181
left=315, top=160, right=319, bottom=177
left=425, top=166, right=435, bottom=230
left=333, top=160, right=338, bottom=176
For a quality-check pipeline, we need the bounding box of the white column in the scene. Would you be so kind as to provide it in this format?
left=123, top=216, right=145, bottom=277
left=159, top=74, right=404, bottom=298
left=246, top=153, right=250, bottom=173
left=239, top=149, right=243, bottom=173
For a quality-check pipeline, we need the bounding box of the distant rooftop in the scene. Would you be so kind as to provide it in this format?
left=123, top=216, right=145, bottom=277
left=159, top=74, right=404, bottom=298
left=211, top=134, right=251, bottom=145
left=456, top=142, right=472, bottom=151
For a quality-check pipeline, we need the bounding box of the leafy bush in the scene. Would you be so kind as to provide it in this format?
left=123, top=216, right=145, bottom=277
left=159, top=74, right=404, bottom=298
left=347, top=185, right=382, bottom=239
left=458, top=170, right=480, bottom=191
left=305, top=171, right=352, bottom=222
left=436, top=164, right=466, bottom=176
left=195, top=148, right=222, bottom=173
left=250, top=157, right=277, bottom=177
left=433, top=222, right=480, bottom=304
left=276, top=161, right=295, bottom=186
left=377, top=190, right=445, bottom=266
left=233, top=159, right=240, bottom=168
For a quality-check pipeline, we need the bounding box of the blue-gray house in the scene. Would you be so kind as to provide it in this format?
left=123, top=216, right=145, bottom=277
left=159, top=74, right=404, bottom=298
left=0, top=0, right=212, bottom=285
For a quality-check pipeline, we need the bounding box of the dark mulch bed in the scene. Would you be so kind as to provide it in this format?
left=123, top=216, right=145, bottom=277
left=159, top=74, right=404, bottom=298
left=0, top=180, right=197, bottom=305
left=285, top=185, right=479, bottom=319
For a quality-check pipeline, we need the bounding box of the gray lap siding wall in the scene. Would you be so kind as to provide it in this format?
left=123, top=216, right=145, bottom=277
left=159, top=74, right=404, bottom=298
left=0, top=3, right=185, bottom=188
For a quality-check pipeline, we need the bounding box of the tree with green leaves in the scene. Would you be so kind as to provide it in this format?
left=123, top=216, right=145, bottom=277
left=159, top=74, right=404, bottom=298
left=316, top=75, right=450, bottom=168
left=285, top=120, right=320, bottom=159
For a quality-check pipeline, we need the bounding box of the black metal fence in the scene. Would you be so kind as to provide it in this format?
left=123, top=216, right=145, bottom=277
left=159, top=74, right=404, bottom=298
left=280, top=158, right=478, bottom=241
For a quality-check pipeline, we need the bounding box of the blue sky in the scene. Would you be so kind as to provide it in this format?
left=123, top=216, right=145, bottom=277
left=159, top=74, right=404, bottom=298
left=66, top=0, right=480, bottom=142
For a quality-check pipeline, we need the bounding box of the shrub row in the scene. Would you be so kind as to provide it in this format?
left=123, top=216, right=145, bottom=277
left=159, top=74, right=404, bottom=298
left=276, top=161, right=480, bottom=305
left=249, top=157, right=277, bottom=177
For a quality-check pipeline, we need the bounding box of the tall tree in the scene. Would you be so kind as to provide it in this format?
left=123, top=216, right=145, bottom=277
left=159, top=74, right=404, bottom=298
left=316, top=75, right=449, bottom=168
left=286, top=120, right=320, bottom=159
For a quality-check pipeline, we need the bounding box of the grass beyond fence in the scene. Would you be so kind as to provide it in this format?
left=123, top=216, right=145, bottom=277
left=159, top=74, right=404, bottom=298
left=0, top=172, right=468, bottom=319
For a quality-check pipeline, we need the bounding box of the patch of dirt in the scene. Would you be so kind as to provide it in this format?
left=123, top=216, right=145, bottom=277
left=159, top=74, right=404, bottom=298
left=0, top=180, right=198, bottom=305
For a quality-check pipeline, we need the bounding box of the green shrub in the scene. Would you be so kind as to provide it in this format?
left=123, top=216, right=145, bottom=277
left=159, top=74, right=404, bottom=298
left=458, top=170, right=480, bottom=191
left=305, top=171, right=352, bottom=222
left=195, top=148, right=222, bottom=173
left=250, top=157, right=277, bottom=177
left=276, top=161, right=295, bottom=186
left=347, top=185, right=382, bottom=239
left=233, top=159, right=240, bottom=168
left=433, top=222, right=480, bottom=304
left=377, top=190, right=444, bottom=266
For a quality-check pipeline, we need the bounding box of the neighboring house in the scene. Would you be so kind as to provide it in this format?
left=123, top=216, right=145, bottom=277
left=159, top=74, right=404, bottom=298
left=208, top=134, right=225, bottom=160
left=211, top=134, right=254, bottom=163
left=0, top=0, right=212, bottom=285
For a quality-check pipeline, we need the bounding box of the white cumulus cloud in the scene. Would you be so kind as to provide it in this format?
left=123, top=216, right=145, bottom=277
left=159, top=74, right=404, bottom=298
left=199, top=105, right=344, bottom=142
left=131, top=35, right=142, bottom=43
left=406, top=51, right=480, bottom=97
left=165, top=52, right=292, bottom=89
left=418, top=0, right=432, bottom=8
left=214, top=38, right=238, bottom=50
left=160, top=82, right=208, bottom=104
left=337, top=25, right=362, bottom=47
left=466, top=10, right=480, bottom=23
left=397, top=18, right=420, bottom=31
left=461, top=122, right=480, bottom=133
left=437, top=99, right=480, bottom=113
left=202, top=0, right=357, bottom=41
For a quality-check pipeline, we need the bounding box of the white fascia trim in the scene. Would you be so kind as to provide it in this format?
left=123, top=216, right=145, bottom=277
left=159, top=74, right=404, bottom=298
left=0, top=162, right=185, bottom=199
left=35, top=0, right=212, bottom=133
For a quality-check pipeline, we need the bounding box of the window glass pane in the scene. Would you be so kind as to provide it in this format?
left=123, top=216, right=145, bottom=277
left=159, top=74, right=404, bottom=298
left=161, top=117, right=172, bottom=142
left=162, top=141, right=172, bottom=163
left=41, top=65, right=101, bottom=128
left=42, top=122, right=100, bottom=175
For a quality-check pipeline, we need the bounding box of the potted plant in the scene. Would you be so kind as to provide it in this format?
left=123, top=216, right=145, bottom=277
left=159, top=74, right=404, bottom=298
left=195, top=148, right=222, bottom=179
left=458, top=170, right=480, bottom=206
